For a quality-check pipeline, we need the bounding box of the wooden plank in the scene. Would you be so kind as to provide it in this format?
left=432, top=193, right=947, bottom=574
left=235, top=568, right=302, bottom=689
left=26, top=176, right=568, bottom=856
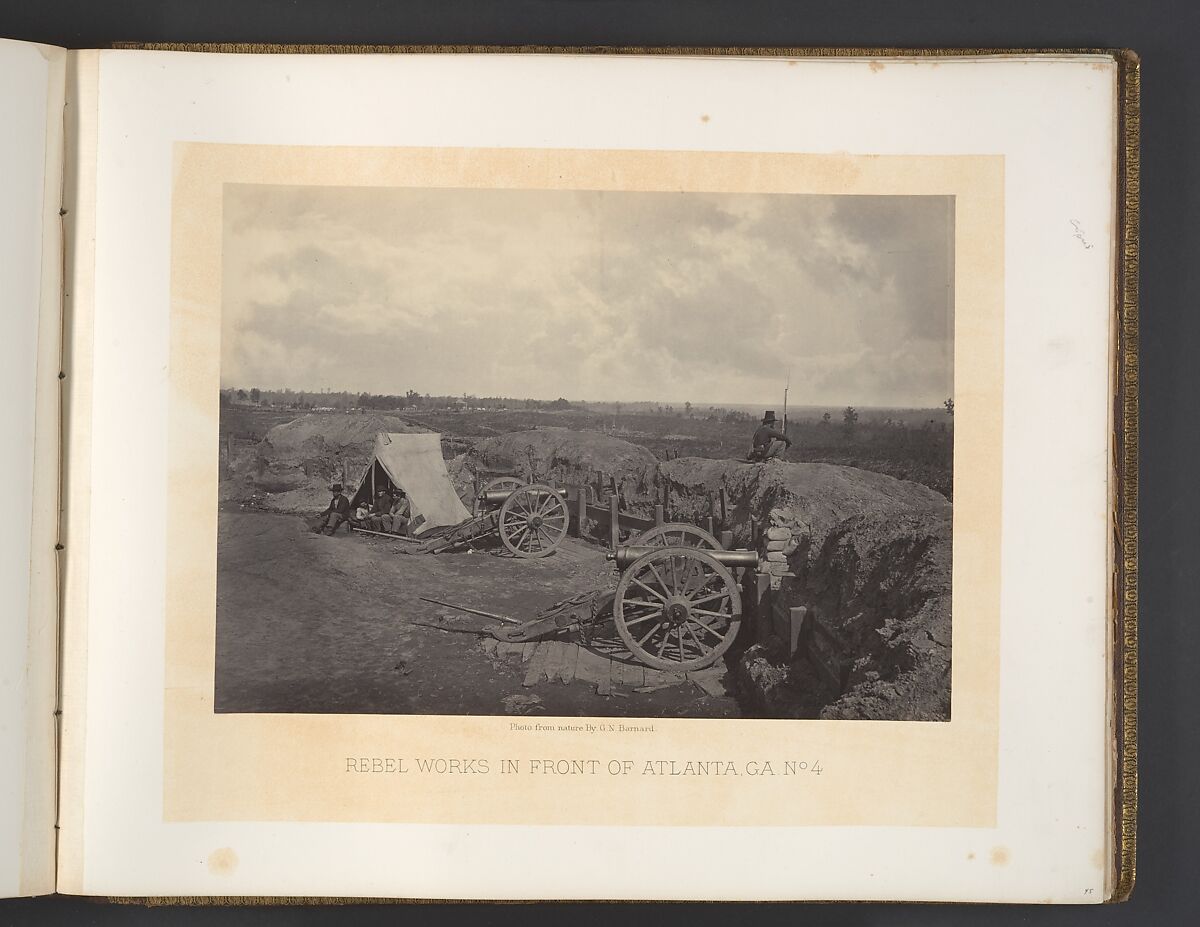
left=654, top=504, right=664, bottom=526
left=574, top=484, right=586, bottom=538
left=351, top=526, right=423, bottom=543
left=804, top=612, right=846, bottom=693
left=596, top=658, right=614, bottom=696
left=637, top=671, right=685, bottom=693
left=691, top=670, right=728, bottom=698
left=806, top=635, right=843, bottom=692
left=559, top=644, right=579, bottom=685
left=620, top=661, right=645, bottom=689
left=543, top=640, right=569, bottom=684
left=523, top=642, right=551, bottom=687
left=574, top=647, right=610, bottom=687
left=609, top=495, right=620, bottom=549
left=786, top=606, right=808, bottom=657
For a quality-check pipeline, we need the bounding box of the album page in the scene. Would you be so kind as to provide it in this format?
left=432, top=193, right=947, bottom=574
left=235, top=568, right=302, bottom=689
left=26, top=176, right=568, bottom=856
left=58, top=49, right=1119, bottom=902
left=0, top=37, right=65, bottom=899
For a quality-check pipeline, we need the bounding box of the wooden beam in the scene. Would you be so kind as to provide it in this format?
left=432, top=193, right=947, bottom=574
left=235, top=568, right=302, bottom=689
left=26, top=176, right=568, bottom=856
left=609, top=494, right=620, bottom=549
left=753, top=571, right=771, bottom=640
left=350, top=526, right=421, bottom=543
left=574, top=484, right=585, bottom=538
left=585, top=504, right=655, bottom=533
left=654, top=504, right=664, bottom=527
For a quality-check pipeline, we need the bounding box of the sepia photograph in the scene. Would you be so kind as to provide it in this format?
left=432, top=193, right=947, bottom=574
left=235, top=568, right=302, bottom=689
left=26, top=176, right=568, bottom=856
left=215, top=183, right=955, bottom=722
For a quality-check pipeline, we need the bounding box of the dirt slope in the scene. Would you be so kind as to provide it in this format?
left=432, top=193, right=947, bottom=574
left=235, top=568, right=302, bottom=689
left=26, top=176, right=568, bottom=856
left=658, top=458, right=952, bottom=720
left=459, top=428, right=659, bottom=501
left=215, top=510, right=735, bottom=718
left=468, top=434, right=953, bottom=721
left=222, top=412, right=429, bottom=513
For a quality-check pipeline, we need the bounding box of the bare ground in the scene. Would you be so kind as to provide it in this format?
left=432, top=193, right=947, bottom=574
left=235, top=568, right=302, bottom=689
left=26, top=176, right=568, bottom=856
left=215, top=509, right=740, bottom=718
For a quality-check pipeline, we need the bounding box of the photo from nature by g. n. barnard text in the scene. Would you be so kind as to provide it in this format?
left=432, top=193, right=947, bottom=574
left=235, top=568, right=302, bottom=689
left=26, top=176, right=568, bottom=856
left=217, top=184, right=954, bottom=722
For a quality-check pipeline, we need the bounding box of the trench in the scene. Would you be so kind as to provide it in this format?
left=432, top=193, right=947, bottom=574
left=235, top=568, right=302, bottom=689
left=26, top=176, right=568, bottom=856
left=459, top=441, right=951, bottom=720
left=462, top=450, right=953, bottom=722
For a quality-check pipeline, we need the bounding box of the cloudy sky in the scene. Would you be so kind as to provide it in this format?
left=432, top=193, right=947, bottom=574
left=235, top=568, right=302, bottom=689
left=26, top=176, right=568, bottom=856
left=221, top=184, right=953, bottom=406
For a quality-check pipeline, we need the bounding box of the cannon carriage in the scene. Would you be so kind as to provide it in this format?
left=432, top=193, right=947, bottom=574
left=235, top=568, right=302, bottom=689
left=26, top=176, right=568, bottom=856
left=485, top=522, right=758, bottom=672
left=408, top=477, right=571, bottom=558
left=606, top=539, right=756, bottom=671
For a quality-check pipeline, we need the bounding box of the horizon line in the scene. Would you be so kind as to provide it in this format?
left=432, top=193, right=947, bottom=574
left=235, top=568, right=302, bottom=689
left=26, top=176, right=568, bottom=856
left=220, top=386, right=951, bottom=412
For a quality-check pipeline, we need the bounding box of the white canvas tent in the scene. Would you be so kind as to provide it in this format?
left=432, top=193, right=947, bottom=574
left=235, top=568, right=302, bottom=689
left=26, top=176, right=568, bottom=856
left=351, top=433, right=471, bottom=535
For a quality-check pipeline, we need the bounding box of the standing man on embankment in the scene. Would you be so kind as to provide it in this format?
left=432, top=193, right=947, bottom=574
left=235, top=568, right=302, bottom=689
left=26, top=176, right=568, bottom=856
left=747, top=410, right=792, bottom=462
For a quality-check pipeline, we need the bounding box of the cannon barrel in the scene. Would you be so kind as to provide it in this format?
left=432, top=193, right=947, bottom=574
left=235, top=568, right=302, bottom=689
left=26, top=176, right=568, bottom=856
left=607, top=545, right=760, bottom=572
left=479, top=486, right=568, bottom=507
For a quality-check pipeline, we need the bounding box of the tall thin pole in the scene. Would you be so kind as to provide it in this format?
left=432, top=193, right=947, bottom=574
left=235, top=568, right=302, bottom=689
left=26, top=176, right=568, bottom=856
left=782, top=371, right=790, bottom=437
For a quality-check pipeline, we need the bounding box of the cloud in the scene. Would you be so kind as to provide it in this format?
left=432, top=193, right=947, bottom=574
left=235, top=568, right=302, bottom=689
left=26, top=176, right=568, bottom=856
left=221, top=184, right=953, bottom=406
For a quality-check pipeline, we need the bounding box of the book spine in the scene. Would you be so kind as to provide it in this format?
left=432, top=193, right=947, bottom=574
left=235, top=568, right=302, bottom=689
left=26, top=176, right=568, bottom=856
left=1110, top=46, right=1140, bottom=906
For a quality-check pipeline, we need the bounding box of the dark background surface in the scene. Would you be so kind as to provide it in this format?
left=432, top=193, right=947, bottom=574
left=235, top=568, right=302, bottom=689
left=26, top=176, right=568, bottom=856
left=1, top=1, right=1195, bottom=924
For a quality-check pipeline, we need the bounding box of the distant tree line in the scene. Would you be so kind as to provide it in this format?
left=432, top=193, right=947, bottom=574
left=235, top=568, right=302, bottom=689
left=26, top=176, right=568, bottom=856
left=219, top=387, right=955, bottom=426
left=219, top=387, right=581, bottom=412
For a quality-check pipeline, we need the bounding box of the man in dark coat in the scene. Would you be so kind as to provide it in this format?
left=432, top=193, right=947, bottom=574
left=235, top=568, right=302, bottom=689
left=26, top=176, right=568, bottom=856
left=748, top=410, right=792, bottom=462
left=365, top=487, right=394, bottom=532
left=314, top=483, right=351, bottom=535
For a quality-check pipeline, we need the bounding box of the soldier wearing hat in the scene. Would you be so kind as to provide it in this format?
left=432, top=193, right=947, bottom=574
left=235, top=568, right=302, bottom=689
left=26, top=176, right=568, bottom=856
left=748, top=410, right=792, bottom=462
left=365, top=485, right=395, bottom=532
left=314, top=482, right=351, bottom=535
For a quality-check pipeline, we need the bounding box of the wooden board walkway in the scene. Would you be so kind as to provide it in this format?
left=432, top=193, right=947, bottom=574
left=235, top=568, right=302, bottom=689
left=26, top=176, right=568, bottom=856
left=488, top=635, right=728, bottom=698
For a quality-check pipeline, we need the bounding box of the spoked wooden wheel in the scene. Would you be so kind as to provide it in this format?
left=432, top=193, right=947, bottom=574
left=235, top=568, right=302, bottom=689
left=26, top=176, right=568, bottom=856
left=613, top=547, right=742, bottom=671
left=498, top=483, right=569, bottom=558
left=632, top=522, right=723, bottom=550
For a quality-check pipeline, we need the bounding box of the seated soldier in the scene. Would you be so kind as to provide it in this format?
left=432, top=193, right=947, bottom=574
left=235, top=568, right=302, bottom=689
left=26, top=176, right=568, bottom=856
left=381, top=490, right=411, bottom=535
left=351, top=500, right=371, bottom=527
left=313, top=483, right=351, bottom=535
left=365, top=487, right=394, bottom=531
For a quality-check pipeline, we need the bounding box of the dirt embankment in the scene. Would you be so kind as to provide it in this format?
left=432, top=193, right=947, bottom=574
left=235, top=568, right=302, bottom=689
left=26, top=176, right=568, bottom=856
left=454, top=428, right=660, bottom=504
left=462, top=432, right=952, bottom=721
left=657, top=458, right=952, bottom=721
left=222, top=413, right=428, bottom=513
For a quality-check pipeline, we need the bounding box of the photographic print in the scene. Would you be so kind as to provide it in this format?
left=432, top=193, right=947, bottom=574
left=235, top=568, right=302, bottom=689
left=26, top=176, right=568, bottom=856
left=215, top=184, right=954, bottom=722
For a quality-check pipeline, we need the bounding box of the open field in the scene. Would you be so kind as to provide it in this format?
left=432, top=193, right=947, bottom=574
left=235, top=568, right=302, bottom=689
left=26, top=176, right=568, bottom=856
left=215, top=509, right=740, bottom=717
left=222, top=403, right=953, bottom=498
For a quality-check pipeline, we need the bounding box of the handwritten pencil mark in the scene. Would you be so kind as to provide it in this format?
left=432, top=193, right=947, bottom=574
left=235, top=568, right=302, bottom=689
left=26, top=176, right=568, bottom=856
left=1070, top=219, right=1095, bottom=250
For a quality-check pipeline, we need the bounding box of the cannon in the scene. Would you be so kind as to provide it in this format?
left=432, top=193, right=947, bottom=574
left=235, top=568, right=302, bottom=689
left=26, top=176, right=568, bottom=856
left=605, top=543, right=755, bottom=671
left=408, top=477, right=570, bottom=558
left=458, top=523, right=758, bottom=672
